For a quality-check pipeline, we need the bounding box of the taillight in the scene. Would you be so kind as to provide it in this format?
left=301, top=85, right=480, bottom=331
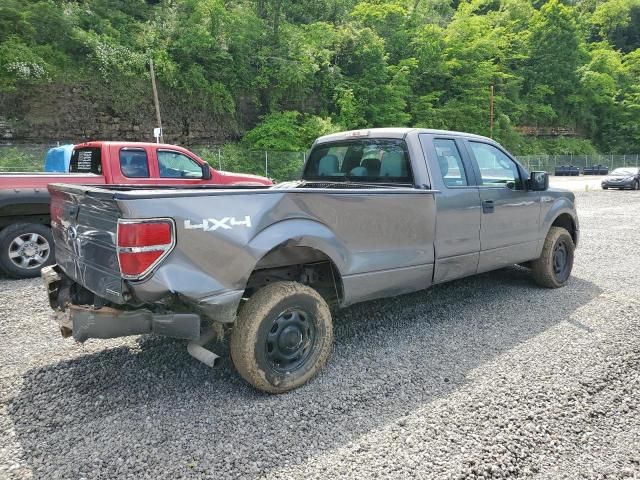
left=116, top=219, right=174, bottom=279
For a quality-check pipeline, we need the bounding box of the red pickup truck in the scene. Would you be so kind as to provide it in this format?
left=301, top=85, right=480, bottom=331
left=0, top=141, right=271, bottom=278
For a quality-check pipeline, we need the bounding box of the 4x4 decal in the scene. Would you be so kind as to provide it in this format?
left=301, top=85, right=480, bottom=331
left=184, top=216, right=252, bottom=232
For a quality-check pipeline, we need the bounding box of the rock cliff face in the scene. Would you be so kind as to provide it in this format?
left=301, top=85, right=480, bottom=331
left=0, top=117, right=15, bottom=141
left=0, top=81, right=249, bottom=145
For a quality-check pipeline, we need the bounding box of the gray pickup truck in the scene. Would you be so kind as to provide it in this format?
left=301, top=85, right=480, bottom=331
left=43, top=128, right=579, bottom=393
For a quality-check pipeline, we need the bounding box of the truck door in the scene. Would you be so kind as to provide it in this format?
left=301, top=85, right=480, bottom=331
left=153, top=148, right=211, bottom=185
left=112, top=145, right=159, bottom=185
left=463, top=140, right=541, bottom=272
left=419, top=134, right=481, bottom=283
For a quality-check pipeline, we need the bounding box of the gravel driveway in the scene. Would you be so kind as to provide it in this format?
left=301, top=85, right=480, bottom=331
left=1, top=190, right=639, bottom=479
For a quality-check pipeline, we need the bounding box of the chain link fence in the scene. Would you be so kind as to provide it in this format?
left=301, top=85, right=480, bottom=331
left=191, top=147, right=306, bottom=182
left=0, top=145, right=54, bottom=172
left=0, top=144, right=306, bottom=182
left=516, top=154, right=640, bottom=173
left=3, top=144, right=640, bottom=180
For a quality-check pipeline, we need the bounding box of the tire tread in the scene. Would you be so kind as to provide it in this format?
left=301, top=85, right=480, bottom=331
left=230, top=281, right=333, bottom=393
left=531, top=226, right=574, bottom=288
left=0, top=222, right=54, bottom=279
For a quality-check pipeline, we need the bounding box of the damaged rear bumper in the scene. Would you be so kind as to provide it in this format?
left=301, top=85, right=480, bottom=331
left=43, top=265, right=201, bottom=342
left=51, top=305, right=201, bottom=343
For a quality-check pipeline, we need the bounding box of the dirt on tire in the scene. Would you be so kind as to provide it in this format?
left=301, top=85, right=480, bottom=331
left=230, top=281, right=333, bottom=393
left=531, top=226, right=574, bottom=288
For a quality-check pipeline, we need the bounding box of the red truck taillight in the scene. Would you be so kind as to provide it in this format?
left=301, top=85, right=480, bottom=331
left=116, top=219, right=175, bottom=279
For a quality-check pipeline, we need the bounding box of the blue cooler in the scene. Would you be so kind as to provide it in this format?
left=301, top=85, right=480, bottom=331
left=44, top=144, right=74, bottom=172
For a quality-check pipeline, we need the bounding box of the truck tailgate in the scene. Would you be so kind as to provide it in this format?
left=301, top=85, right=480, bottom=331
left=49, top=184, right=128, bottom=304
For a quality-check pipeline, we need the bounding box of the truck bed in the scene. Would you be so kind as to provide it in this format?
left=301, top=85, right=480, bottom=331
left=48, top=181, right=422, bottom=199
left=0, top=173, right=105, bottom=189
left=48, top=181, right=438, bottom=311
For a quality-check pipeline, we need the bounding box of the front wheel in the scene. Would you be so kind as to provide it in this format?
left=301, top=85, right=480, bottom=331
left=230, top=281, right=333, bottom=393
left=0, top=223, right=55, bottom=279
left=531, top=227, right=575, bottom=288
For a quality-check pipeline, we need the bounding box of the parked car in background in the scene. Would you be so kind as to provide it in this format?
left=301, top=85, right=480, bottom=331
left=44, top=128, right=579, bottom=393
left=0, top=141, right=271, bottom=278
left=601, top=167, right=640, bottom=190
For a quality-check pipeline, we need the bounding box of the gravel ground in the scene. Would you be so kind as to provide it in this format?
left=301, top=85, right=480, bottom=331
left=1, top=189, right=639, bottom=480
left=548, top=175, right=607, bottom=192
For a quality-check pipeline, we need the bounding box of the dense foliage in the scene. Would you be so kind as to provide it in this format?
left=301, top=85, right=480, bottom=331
left=1, top=0, right=640, bottom=153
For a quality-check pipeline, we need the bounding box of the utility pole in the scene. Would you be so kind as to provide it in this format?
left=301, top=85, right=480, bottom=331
left=149, top=59, right=164, bottom=143
left=489, top=85, right=494, bottom=139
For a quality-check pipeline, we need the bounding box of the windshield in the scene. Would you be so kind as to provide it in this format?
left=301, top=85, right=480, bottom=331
left=611, top=168, right=638, bottom=176
left=303, top=139, right=413, bottom=184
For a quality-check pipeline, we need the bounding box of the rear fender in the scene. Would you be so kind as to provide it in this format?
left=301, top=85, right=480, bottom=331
left=246, top=218, right=349, bottom=278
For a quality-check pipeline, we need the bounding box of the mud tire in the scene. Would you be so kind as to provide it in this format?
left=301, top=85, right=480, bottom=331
left=531, top=226, right=574, bottom=288
left=230, top=281, right=333, bottom=393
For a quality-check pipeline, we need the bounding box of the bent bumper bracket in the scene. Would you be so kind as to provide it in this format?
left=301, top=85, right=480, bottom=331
left=52, top=306, right=201, bottom=343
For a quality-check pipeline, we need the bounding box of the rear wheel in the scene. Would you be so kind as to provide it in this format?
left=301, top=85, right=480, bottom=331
left=0, top=223, right=54, bottom=279
left=634, top=181, right=639, bottom=190
left=230, top=281, right=333, bottom=393
left=531, top=227, right=574, bottom=288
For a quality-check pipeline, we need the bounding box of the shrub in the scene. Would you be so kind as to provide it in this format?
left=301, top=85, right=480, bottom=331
left=243, top=111, right=340, bottom=152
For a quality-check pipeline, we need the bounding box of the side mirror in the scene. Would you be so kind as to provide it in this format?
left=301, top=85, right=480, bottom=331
left=529, top=171, right=548, bottom=191
left=201, top=163, right=212, bottom=180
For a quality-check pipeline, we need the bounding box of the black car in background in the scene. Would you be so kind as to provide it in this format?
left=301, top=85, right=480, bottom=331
left=601, top=167, right=640, bottom=190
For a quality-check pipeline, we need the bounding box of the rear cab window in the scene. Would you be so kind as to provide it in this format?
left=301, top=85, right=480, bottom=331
left=70, top=147, right=102, bottom=174
left=303, top=139, right=413, bottom=184
left=119, top=148, right=150, bottom=178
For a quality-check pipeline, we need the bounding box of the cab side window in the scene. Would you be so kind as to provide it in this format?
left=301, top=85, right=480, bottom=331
left=469, top=142, right=522, bottom=190
left=158, top=150, right=203, bottom=178
left=433, top=139, right=468, bottom=187
left=119, top=148, right=150, bottom=178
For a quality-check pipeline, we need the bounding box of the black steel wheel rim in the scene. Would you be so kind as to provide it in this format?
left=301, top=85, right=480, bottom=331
left=265, top=307, right=317, bottom=374
left=552, top=239, right=570, bottom=281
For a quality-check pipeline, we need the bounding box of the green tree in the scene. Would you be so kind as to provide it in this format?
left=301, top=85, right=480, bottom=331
left=523, top=0, right=587, bottom=126
left=243, top=111, right=339, bottom=150
left=578, top=44, right=626, bottom=150
left=591, top=0, right=640, bottom=53
left=334, top=26, right=412, bottom=127
left=1, top=0, right=640, bottom=155
left=351, top=0, right=410, bottom=63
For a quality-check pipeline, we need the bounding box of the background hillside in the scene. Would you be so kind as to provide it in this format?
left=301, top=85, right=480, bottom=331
left=1, top=0, right=639, bottom=154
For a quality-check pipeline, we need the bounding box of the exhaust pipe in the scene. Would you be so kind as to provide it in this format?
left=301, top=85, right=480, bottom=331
left=187, top=328, right=220, bottom=367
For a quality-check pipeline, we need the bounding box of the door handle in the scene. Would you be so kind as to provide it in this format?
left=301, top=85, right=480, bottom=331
left=482, top=199, right=495, bottom=214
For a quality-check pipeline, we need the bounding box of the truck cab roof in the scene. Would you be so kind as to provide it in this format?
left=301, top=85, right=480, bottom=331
left=75, top=141, right=193, bottom=151
left=315, top=128, right=494, bottom=145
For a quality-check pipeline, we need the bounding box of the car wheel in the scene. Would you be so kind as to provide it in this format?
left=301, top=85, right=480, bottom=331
left=635, top=181, right=639, bottom=190
left=230, top=281, right=333, bottom=393
left=602, top=185, right=608, bottom=190
left=531, top=226, right=575, bottom=288
left=0, top=223, right=55, bottom=279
